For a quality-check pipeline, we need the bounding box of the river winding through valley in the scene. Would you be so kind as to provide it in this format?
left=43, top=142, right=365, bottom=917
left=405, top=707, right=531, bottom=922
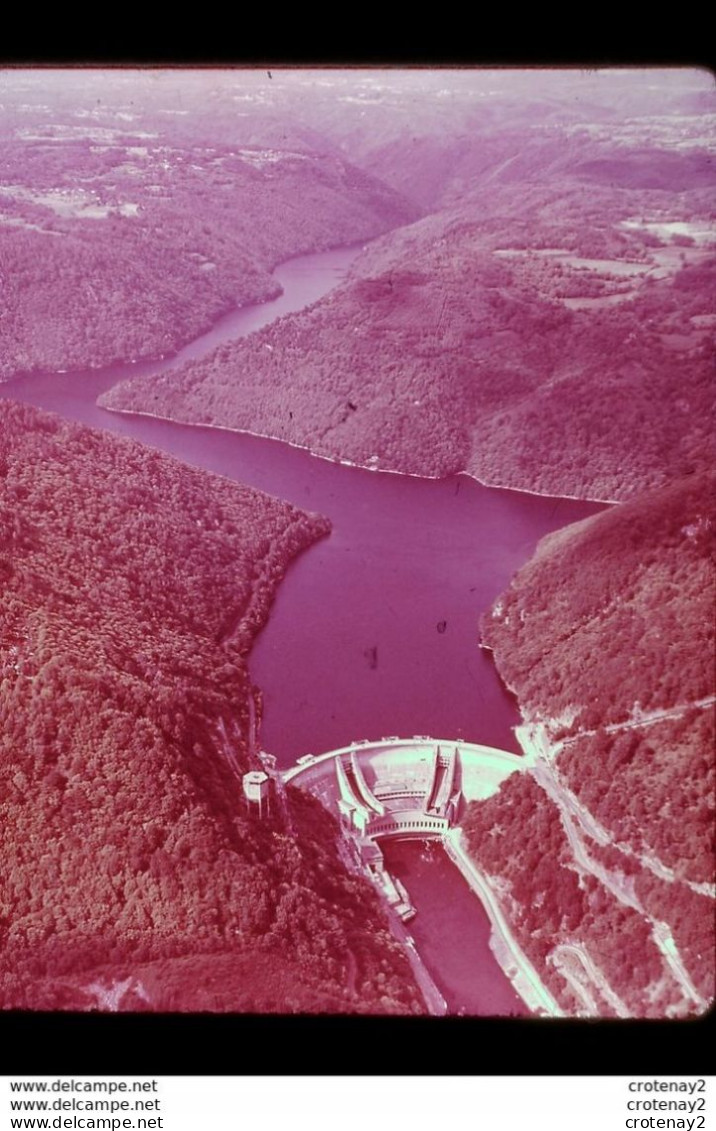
left=1, top=243, right=604, bottom=1015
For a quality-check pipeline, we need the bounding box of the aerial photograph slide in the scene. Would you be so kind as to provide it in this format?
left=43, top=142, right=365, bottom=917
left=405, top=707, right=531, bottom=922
left=0, top=67, right=713, bottom=1053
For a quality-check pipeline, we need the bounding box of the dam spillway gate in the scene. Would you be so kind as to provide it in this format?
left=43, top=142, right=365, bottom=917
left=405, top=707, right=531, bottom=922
left=282, top=737, right=525, bottom=921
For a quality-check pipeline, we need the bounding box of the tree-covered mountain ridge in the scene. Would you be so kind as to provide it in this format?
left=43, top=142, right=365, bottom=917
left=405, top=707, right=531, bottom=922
left=100, top=178, right=715, bottom=504
left=0, top=122, right=417, bottom=381
left=0, top=401, right=424, bottom=1013
left=462, top=470, right=715, bottom=1017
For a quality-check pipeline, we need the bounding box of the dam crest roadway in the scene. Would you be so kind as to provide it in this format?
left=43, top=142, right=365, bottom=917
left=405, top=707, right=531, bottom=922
left=283, top=735, right=525, bottom=843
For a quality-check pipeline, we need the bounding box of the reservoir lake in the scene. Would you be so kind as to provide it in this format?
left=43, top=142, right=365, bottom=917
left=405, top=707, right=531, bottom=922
left=1, top=244, right=604, bottom=1014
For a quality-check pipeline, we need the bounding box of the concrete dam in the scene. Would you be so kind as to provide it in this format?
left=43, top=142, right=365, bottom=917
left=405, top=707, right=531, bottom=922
left=279, top=737, right=561, bottom=1017
left=282, top=737, right=525, bottom=919
left=284, top=736, right=524, bottom=834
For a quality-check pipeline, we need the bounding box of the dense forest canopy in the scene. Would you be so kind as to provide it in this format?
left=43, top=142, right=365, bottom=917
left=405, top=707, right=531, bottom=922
left=466, top=471, right=715, bottom=1017
left=0, top=401, right=422, bottom=1013
left=0, top=69, right=417, bottom=379
left=94, top=69, right=715, bottom=501
left=1, top=67, right=713, bottom=1020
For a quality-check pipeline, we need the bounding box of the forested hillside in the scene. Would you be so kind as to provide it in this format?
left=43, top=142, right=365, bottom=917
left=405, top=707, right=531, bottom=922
left=0, top=402, right=422, bottom=1013
left=2, top=67, right=713, bottom=1022
left=0, top=72, right=416, bottom=380
left=102, top=150, right=715, bottom=501
left=5, top=69, right=713, bottom=503
left=463, top=471, right=715, bottom=1017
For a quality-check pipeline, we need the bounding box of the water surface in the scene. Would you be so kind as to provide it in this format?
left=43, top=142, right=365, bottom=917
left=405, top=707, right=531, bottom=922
left=0, top=243, right=605, bottom=1013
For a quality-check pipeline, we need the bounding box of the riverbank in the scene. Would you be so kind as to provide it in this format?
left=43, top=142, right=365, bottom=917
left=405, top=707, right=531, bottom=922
left=99, top=402, right=620, bottom=507
left=385, top=908, right=448, bottom=1016
left=0, top=401, right=431, bottom=1015
left=443, top=830, right=563, bottom=1017
left=0, top=241, right=609, bottom=1015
